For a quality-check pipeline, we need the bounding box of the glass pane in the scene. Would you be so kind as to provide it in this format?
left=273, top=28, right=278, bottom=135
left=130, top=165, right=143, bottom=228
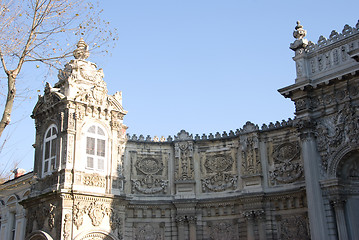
left=86, top=137, right=95, bottom=155
left=88, top=125, right=96, bottom=133
left=51, top=139, right=56, bottom=157
left=98, top=158, right=104, bottom=170
left=45, top=141, right=50, bottom=159
left=87, top=157, right=94, bottom=169
left=97, top=139, right=106, bottom=157
left=44, top=161, right=49, bottom=173
left=46, top=129, right=51, bottom=138
left=52, top=127, right=57, bottom=135
left=51, top=157, right=55, bottom=170
left=98, top=127, right=105, bottom=136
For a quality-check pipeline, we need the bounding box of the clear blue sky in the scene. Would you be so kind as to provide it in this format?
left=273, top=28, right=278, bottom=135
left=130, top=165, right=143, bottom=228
left=1, top=0, right=358, bottom=175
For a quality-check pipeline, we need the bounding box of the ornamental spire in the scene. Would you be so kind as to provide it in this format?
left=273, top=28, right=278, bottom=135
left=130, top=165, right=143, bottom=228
left=290, top=21, right=308, bottom=52
left=73, top=38, right=90, bottom=60
left=293, top=21, right=307, bottom=39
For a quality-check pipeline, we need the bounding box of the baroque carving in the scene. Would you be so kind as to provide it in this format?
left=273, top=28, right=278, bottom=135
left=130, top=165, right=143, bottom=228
left=315, top=103, right=359, bottom=172
left=201, top=153, right=238, bottom=192
left=131, top=175, right=168, bottom=194
left=87, top=201, right=106, bottom=226
left=134, top=223, right=163, bottom=240
left=136, top=158, right=163, bottom=175
left=132, top=155, right=168, bottom=194
left=83, top=173, right=106, bottom=188
left=279, top=215, right=310, bottom=240
left=63, top=213, right=71, bottom=240
left=174, top=140, right=194, bottom=181
left=202, top=173, right=238, bottom=192
left=270, top=142, right=303, bottom=184
left=207, top=221, right=238, bottom=240
left=73, top=202, right=85, bottom=230
left=241, top=134, right=261, bottom=175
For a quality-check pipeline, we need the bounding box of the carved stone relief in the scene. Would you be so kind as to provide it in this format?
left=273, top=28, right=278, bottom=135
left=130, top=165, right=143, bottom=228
left=278, top=214, right=310, bottom=240
left=70, top=200, right=116, bottom=230
left=134, top=223, right=164, bottom=240
left=269, top=142, right=304, bottom=185
left=315, top=103, right=359, bottom=173
left=206, top=220, right=238, bottom=240
left=241, top=134, right=261, bottom=175
left=174, top=141, right=194, bottom=181
left=201, top=153, right=238, bottom=192
left=131, top=153, right=169, bottom=194
left=83, top=173, right=106, bottom=188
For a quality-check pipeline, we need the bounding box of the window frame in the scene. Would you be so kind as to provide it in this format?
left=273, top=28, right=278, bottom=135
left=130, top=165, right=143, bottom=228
left=84, top=124, right=107, bottom=173
left=42, top=124, right=58, bottom=177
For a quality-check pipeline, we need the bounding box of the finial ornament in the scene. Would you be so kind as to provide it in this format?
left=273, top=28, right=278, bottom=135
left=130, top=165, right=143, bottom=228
left=293, top=21, right=307, bottom=40
left=73, top=38, right=90, bottom=60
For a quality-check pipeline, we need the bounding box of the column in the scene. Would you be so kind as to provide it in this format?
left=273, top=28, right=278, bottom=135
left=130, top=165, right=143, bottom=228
left=188, top=216, right=197, bottom=240
left=243, top=211, right=255, bottom=240
left=300, top=130, right=329, bottom=239
left=257, top=210, right=266, bottom=240
left=332, top=199, right=349, bottom=240
left=176, top=216, right=186, bottom=240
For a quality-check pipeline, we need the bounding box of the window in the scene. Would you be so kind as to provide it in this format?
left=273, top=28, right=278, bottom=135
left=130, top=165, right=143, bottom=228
left=85, top=125, right=106, bottom=171
left=10, top=212, right=15, bottom=240
left=43, top=124, right=58, bottom=176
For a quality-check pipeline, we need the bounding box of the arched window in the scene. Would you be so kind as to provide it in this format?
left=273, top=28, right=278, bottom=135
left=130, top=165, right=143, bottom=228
left=42, top=124, right=58, bottom=176
left=85, top=125, right=106, bottom=171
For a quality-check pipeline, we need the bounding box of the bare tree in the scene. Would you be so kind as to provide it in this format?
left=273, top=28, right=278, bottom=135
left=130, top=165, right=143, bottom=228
left=0, top=0, right=117, bottom=137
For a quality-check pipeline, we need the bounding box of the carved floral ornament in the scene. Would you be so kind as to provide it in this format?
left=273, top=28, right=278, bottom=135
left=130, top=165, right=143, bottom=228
left=207, top=221, right=238, bottom=240
left=134, top=223, right=163, bottom=240
left=202, top=154, right=238, bottom=192
left=71, top=201, right=121, bottom=231
left=314, top=103, right=359, bottom=174
left=270, top=142, right=304, bottom=185
left=132, top=157, right=168, bottom=194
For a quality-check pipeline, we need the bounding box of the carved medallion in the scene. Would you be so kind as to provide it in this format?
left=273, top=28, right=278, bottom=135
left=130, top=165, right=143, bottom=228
left=205, top=154, right=233, bottom=173
left=136, top=158, right=163, bottom=175
left=270, top=142, right=303, bottom=184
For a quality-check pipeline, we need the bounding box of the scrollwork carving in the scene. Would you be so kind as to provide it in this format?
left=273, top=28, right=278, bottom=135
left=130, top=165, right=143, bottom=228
left=270, top=142, right=303, bottom=184
left=131, top=176, right=168, bottom=194
left=315, top=103, right=359, bottom=172
left=279, top=215, right=310, bottom=240
left=134, top=223, right=163, bottom=240
left=83, top=173, right=106, bottom=188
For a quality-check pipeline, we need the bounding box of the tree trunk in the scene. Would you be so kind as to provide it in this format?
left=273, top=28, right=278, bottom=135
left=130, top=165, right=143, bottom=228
left=0, top=72, right=16, bottom=137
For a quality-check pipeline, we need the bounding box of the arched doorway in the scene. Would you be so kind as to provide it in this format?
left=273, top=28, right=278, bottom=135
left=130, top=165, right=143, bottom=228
left=27, top=231, right=53, bottom=240
left=75, top=231, right=117, bottom=240
left=335, top=150, right=359, bottom=239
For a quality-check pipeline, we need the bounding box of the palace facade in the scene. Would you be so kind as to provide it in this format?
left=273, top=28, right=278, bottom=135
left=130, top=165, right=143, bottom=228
left=1, top=20, right=359, bottom=240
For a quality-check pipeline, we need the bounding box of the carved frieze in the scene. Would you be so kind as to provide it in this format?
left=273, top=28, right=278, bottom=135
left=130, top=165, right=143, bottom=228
left=270, top=142, right=304, bottom=185
left=83, top=173, right=106, bottom=188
